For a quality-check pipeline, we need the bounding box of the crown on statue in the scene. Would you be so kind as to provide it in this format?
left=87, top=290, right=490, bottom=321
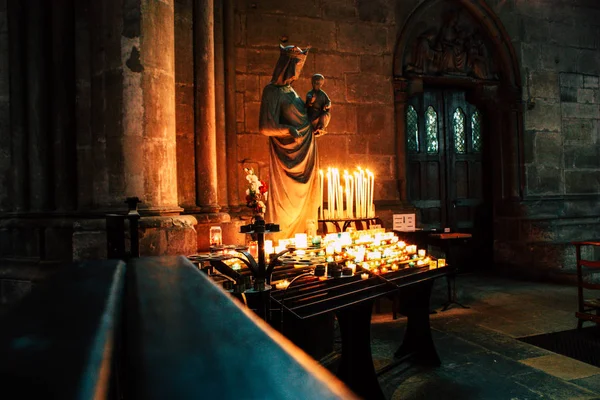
left=279, top=44, right=310, bottom=59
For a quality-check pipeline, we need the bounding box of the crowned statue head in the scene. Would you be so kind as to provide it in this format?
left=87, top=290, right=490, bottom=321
left=270, top=44, right=310, bottom=86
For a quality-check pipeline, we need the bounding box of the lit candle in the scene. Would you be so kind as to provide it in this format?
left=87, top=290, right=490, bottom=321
left=344, top=171, right=350, bottom=219
left=326, top=168, right=332, bottom=220
left=319, top=169, right=324, bottom=220
left=367, top=169, right=375, bottom=218
left=275, top=280, right=290, bottom=290
left=354, top=172, right=361, bottom=218
left=391, top=264, right=399, bottom=271
left=264, top=240, right=273, bottom=256
left=418, top=249, right=426, bottom=258
left=361, top=273, right=369, bottom=280
left=209, top=226, right=222, bottom=247
left=248, top=241, right=258, bottom=259
left=347, top=262, right=356, bottom=274
left=381, top=267, right=388, bottom=273
left=295, top=233, right=308, bottom=249
left=348, top=174, right=354, bottom=219
left=438, top=258, right=446, bottom=267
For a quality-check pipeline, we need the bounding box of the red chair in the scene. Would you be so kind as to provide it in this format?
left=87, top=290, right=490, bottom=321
left=574, top=241, right=600, bottom=329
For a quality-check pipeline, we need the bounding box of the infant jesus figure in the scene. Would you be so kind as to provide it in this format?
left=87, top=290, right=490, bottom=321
left=305, top=73, right=331, bottom=136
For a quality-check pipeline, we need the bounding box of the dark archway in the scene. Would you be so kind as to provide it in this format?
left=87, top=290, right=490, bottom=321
left=392, top=0, right=524, bottom=264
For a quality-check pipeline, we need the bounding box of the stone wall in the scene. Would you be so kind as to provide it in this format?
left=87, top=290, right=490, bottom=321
left=234, top=0, right=400, bottom=206
left=488, top=0, right=600, bottom=278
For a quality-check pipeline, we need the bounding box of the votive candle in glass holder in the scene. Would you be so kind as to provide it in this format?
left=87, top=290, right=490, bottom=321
left=437, top=258, right=446, bottom=267
left=295, top=233, right=308, bottom=249
left=264, top=240, right=274, bottom=256
left=391, top=264, right=399, bottom=271
left=209, top=226, right=222, bottom=247
left=418, top=249, right=426, bottom=258
left=248, top=241, right=258, bottom=259
left=361, top=273, right=369, bottom=280
left=275, top=280, right=290, bottom=290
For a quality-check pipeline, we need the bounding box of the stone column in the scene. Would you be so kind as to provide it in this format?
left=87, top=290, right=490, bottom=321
left=214, top=0, right=228, bottom=212
left=75, top=0, right=93, bottom=210
left=194, top=0, right=220, bottom=213
left=120, top=0, right=181, bottom=215
left=51, top=1, right=77, bottom=211
left=26, top=0, right=52, bottom=211
left=224, top=0, right=239, bottom=211
left=6, top=0, right=24, bottom=212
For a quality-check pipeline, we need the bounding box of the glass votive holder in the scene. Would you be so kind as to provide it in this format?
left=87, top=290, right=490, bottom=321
left=209, top=226, right=222, bottom=247
left=437, top=258, right=446, bottom=267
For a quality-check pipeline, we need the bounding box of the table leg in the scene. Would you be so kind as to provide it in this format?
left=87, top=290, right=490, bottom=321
left=441, top=273, right=470, bottom=311
left=335, top=300, right=385, bottom=400
left=394, top=280, right=441, bottom=366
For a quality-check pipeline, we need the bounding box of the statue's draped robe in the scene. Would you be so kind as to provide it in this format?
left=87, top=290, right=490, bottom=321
left=259, top=83, right=319, bottom=240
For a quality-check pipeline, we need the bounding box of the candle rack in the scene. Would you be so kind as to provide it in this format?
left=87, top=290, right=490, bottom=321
left=318, top=216, right=383, bottom=235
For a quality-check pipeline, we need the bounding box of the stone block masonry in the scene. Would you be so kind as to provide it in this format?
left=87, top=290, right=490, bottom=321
left=236, top=0, right=397, bottom=203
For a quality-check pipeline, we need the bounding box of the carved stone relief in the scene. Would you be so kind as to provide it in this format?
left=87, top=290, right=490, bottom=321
left=404, top=9, right=497, bottom=80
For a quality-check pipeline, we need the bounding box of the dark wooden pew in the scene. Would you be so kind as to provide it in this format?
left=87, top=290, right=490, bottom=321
left=123, top=256, right=357, bottom=400
left=0, top=256, right=356, bottom=399
left=0, top=260, right=126, bottom=399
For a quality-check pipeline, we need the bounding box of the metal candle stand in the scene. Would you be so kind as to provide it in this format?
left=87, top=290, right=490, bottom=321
left=206, top=215, right=295, bottom=321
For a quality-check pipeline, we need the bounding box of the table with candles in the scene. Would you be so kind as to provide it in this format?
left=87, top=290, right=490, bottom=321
left=190, top=227, right=452, bottom=400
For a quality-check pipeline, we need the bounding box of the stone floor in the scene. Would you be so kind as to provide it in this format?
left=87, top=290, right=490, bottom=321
left=369, top=271, right=600, bottom=400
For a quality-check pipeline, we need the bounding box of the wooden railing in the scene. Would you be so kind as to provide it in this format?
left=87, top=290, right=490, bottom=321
left=0, top=256, right=357, bottom=400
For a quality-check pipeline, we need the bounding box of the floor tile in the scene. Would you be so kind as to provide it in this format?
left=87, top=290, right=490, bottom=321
left=520, top=354, right=600, bottom=381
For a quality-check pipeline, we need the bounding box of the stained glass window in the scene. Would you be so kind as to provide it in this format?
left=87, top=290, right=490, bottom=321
left=453, top=108, right=466, bottom=154
left=425, top=106, right=438, bottom=154
left=406, top=105, right=419, bottom=153
left=472, top=110, right=482, bottom=153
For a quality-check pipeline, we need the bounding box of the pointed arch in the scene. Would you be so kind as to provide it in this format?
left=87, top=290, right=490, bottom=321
left=393, top=0, right=521, bottom=88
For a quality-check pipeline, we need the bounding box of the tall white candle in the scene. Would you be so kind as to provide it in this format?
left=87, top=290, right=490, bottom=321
left=319, top=169, right=324, bottom=220
left=370, top=171, right=375, bottom=217
left=360, top=168, right=366, bottom=218
left=326, top=168, right=332, bottom=219
left=355, top=170, right=362, bottom=218
left=337, top=170, right=343, bottom=219
left=344, top=171, right=350, bottom=219
left=349, top=175, right=354, bottom=219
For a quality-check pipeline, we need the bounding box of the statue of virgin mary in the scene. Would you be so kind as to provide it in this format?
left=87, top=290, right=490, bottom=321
left=259, top=44, right=321, bottom=240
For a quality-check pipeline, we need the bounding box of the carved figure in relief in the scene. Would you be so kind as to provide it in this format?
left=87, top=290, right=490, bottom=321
left=435, top=10, right=467, bottom=73
left=405, top=9, right=495, bottom=80
left=466, top=30, right=491, bottom=79
left=258, top=44, right=323, bottom=239
left=406, top=28, right=439, bottom=74
left=305, top=73, right=331, bottom=136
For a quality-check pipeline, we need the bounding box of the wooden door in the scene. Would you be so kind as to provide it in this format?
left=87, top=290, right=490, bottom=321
left=405, top=90, right=485, bottom=233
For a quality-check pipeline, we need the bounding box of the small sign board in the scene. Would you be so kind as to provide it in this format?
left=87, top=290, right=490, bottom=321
left=393, top=213, right=416, bottom=231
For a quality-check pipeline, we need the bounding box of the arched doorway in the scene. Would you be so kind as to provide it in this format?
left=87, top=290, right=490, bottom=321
left=393, top=0, right=523, bottom=265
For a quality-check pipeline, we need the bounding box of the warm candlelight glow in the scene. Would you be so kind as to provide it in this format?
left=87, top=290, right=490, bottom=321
left=295, top=233, right=308, bottom=249
left=320, top=166, right=375, bottom=220
left=361, top=273, right=369, bottom=280
left=319, top=169, right=324, bottom=220
left=209, top=226, right=222, bottom=247
left=264, top=240, right=273, bottom=255
left=418, top=249, right=426, bottom=258
left=438, top=258, right=446, bottom=267
left=275, top=280, right=290, bottom=290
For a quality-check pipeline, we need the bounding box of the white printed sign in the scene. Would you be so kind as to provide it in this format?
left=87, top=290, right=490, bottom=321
left=393, top=213, right=416, bottom=231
